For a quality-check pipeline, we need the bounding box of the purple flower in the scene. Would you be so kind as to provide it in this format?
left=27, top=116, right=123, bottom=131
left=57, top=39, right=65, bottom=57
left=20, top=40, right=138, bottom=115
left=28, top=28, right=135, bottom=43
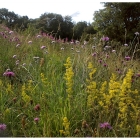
left=98, top=59, right=102, bottom=63
left=3, top=71, right=15, bottom=77
left=103, top=63, right=108, bottom=67
left=34, top=104, right=40, bottom=111
left=92, top=53, right=97, bottom=56
left=70, top=41, right=74, bottom=44
left=0, top=124, right=6, bottom=130
left=100, top=122, right=112, bottom=129
left=125, top=56, right=131, bottom=61
left=65, top=37, right=68, bottom=42
left=40, top=46, right=46, bottom=49
left=106, top=54, right=109, bottom=58
left=116, top=68, right=122, bottom=74
left=34, top=117, right=39, bottom=123
left=102, top=37, right=109, bottom=41
left=9, top=31, right=14, bottom=34
left=136, top=73, right=140, bottom=77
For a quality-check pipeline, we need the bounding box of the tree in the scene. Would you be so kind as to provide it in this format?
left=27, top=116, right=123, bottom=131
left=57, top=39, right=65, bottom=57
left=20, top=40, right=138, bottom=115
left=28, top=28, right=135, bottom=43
left=93, top=2, right=140, bottom=43
left=36, top=13, right=63, bottom=37
left=59, top=16, right=74, bottom=40
left=73, top=21, right=87, bottom=40
left=0, top=8, right=19, bottom=28
left=84, top=23, right=97, bottom=34
left=35, top=13, right=74, bottom=40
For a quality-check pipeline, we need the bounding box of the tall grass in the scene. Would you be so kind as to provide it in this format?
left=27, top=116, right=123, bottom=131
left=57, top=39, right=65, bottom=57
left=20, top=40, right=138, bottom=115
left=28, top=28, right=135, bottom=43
left=0, top=24, right=140, bottom=137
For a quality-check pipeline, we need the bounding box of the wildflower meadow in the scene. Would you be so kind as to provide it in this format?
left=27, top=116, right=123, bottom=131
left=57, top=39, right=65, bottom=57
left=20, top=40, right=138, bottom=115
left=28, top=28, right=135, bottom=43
left=0, top=24, right=140, bottom=137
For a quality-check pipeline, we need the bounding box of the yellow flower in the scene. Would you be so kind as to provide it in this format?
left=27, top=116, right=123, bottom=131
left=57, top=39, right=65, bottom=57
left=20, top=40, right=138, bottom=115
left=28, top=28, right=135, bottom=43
left=21, top=83, right=31, bottom=103
left=6, top=83, right=12, bottom=93
left=40, top=73, right=47, bottom=85
left=60, top=117, right=70, bottom=136
left=117, top=69, right=139, bottom=129
left=87, top=62, right=96, bottom=80
left=59, top=130, right=64, bottom=134
left=64, top=57, right=72, bottom=69
left=136, top=125, right=140, bottom=136
left=86, top=62, right=98, bottom=107
left=27, top=80, right=33, bottom=92
left=64, top=57, right=74, bottom=99
left=99, top=101, right=104, bottom=107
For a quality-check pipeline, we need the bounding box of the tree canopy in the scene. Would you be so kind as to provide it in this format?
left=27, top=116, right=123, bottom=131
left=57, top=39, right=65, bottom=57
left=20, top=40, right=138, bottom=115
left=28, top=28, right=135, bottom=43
left=93, top=2, right=140, bottom=43
left=0, top=8, right=97, bottom=40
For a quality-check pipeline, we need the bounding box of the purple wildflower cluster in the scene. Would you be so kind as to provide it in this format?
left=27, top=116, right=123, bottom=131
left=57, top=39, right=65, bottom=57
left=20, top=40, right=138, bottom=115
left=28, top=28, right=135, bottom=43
left=0, top=124, right=6, bottom=131
left=38, top=32, right=81, bottom=45
left=34, top=117, right=39, bottom=123
left=102, top=37, right=109, bottom=41
left=100, top=122, right=112, bottom=129
left=125, top=56, right=131, bottom=61
left=40, top=46, right=46, bottom=49
left=3, top=71, right=15, bottom=77
left=0, top=26, right=20, bottom=43
left=34, top=104, right=40, bottom=111
left=34, top=104, right=40, bottom=123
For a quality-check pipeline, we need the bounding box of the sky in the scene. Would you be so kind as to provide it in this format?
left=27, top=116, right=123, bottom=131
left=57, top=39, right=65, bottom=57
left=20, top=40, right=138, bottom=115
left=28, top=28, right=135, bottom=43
left=0, top=0, right=105, bottom=23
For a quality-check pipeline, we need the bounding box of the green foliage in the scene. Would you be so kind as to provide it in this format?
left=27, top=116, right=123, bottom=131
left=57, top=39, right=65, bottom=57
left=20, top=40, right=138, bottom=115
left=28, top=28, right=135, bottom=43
left=0, top=8, right=97, bottom=41
left=73, top=21, right=87, bottom=40
left=0, top=13, right=140, bottom=137
left=93, top=2, right=140, bottom=43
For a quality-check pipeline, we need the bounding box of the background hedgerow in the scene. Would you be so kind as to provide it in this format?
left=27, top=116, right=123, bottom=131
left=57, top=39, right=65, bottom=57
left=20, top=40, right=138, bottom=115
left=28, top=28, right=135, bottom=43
left=0, top=24, right=140, bottom=137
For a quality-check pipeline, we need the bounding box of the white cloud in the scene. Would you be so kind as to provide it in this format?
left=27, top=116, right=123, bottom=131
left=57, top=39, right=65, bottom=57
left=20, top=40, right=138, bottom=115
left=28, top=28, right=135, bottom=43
left=70, top=11, right=80, bottom=17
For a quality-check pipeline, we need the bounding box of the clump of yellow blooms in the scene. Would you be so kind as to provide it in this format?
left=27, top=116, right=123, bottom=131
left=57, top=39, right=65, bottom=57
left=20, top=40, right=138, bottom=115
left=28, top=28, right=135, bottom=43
left=64, top=57, right=74, bottom=99
left=86, top=62, right=98, bottom=107
left=40, top=73, right=48, bottom=85
left=27, top=80, right=33, bottom=92
left=6, top=83, right=12, bottom=93
left=3, top=108, right=11, bottom=122
left=118, top=69, right=139, bottom=129
left=99, top=81, right=107, bottom=108
left=136, top=124, right=140, bottom=137
left=59, top=117, right=70, bottom=136
left=86, top=66, right=140, bottom=135
left=109, top=74, right=121, bottom=98
left=87, top=62, right=97, bottom=80
left=21, top=83, right=31, bottom=103
left=103, top=73, right=121, bottom=111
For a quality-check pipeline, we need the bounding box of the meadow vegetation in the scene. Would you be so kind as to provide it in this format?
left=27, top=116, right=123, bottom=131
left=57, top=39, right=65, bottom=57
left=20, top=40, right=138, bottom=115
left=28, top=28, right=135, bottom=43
left=0, top=24, right=140, bottom=137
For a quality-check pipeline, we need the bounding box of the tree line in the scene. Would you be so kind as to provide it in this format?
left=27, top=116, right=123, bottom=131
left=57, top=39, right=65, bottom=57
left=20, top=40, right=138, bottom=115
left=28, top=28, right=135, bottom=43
left=93, top=2, right=140, bottom=43
left=0, top=2, right=140, bottom=43
left=0, top=8, right=96, bottom=41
